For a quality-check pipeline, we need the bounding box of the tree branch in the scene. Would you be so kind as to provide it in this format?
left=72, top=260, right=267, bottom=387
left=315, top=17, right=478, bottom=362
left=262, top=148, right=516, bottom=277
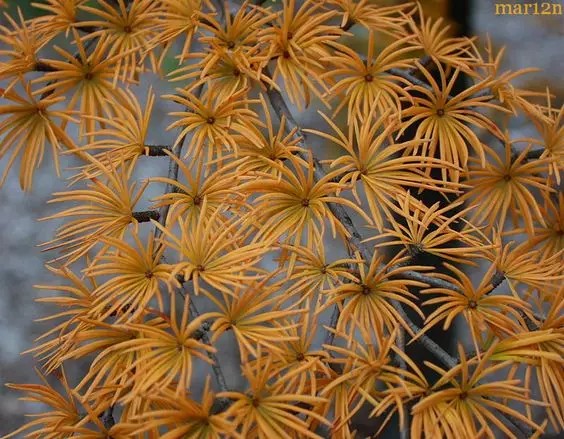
left=525, top=148, right=545, bottom=160
left=511, top=147, right=545, bottom=163
left=99, top=405, right=115, bottom=430
left=491, top=270, right=506, bottom=290
left=144, top=144, right=172, bottom=156
left=132, top=210, right=160, bottom=223
left=396, top=328, right=409, bottom=439
left=154, top=82, right=204, bottom=237
left=187, top=297, right=229, bottom=394
left=34, top=60, right=58, bottom=72
left=391, top=301, right=458, bottom=368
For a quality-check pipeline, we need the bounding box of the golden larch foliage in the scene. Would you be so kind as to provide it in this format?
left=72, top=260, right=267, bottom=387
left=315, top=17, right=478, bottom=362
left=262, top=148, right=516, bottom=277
left=0, top=1, right=561, bottom=438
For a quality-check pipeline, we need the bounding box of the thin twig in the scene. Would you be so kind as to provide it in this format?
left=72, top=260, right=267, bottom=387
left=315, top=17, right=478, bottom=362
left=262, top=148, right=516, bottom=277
left=99, top=405, right=115, bottom=430
left=388, top=65, right=493, bottom=103
left=396, top=328, right=409, bottom=439
left=408, top=54, right=432, bottom=75
left=391, top=301, right=457, bottom=369
left=511, top=147, right=545, bottom=163
left=388, top=67, right=436, bottom=93
left=154, top=82, right=204, bottom=238
left=520, top=310, right=543, bottom=332
left=323, top=304, right=341, bottom=347
left=525, top=148, right=545, bottom=160
left=491, top=270, right=506, bottom=290
left=173, top=265, right=231, bottom=412
left=187, top=297, right=229, bottom=394
left=131, top=210, right=160, bottom=223
left=145, top=144, right=172, bottom=156
left=34, top=60, right=58, bottom=72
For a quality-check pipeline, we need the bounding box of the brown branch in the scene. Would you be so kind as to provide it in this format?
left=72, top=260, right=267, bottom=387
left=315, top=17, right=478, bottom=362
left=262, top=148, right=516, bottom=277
left=154, top=83, right=204, bottom=237
left=408, top=54, right=432, bottom=74
left=99, top=406, right=115, bottom=430
left=396, top=328, right=409, bottom=439
left=491, top=270, right=506, bottom=290
left=193, top=320, right=212, bottom=341
left=75, top=25, right=98, bottom=34
left=34, top=60, right=57, bottom=72
left=388, top=67, right=435, bottom=93
left=391, top=301, right=457, bottom=369
left=525, top=148, right=545, bottom=160
left=526, top=148, right=546, bottom=160
left=187, top=297, right=229, bottom=393
left=187, top=293, right=231, bottom=414
left=489, top=271, right=542, bottom=335
left=132, top=210, right=160, bottom=223
left=168, top=277, right=233, bottom=415
left=265, top=71, right=464, bottom=295
left=525, top=149, right=546, bottom=160
left=145, top=144, right=172, bottom=156
left=511, top=147, right=545, bottom=163
left=176, top=281, right=230, bottom=405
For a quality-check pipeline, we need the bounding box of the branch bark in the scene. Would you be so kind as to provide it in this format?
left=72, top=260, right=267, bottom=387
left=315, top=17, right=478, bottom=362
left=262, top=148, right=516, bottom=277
left=145, top=144, right=172, bottom=156
left=132, top=210, right=160, bottom=223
